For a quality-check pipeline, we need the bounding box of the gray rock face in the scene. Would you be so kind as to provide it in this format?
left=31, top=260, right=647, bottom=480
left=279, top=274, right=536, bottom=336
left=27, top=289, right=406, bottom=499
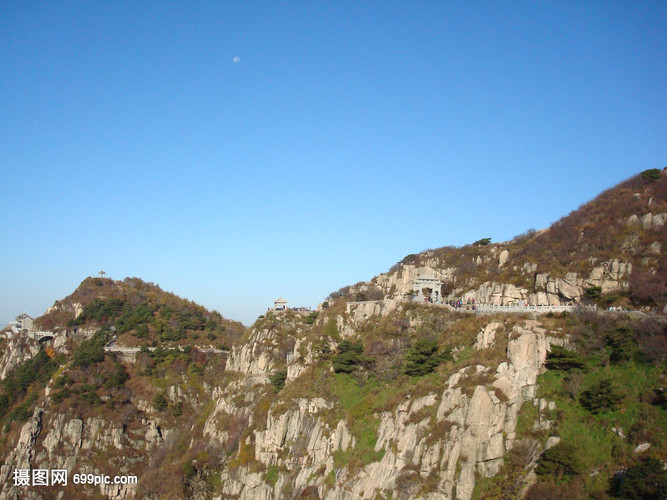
left=227, top=328, right=278, bottom=379
left=0, top=408, right=43, bottom=487
left=373, top=265, right=456, bottom=300
left=0, top=336, right=40, bottom=381
left=586, top=259, right=632, bottom=294
left=0, top=393, right=172, bottom=500
left=216, top=318, right=558, bottom=500
left=474, top=322, right=502, bottom=350
left=346, top=298, right=400, bottom=322
left=628, top=212, right=667, bottom=231
left=498, top=250, right=509, bottom=267
left=462, top=282, right=528, bottom=305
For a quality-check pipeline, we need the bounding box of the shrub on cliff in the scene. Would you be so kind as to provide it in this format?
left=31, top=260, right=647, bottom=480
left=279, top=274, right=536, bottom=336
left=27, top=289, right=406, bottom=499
left=333, top=340, right=364, bottom=373
left=579, top=379, right=622, bottom=414
left=404, top=339, right=451, bottom=376
left=535, top=441, right=583, bottom=479
left=545, top=345, right=585, bottom=371
left=640, top=168, right=662, bottom=181
left=73, top=331, right=107, bottom=368
left=609, top=458, right=667, bottom=498
left=270, top=371, right=287, bottom=392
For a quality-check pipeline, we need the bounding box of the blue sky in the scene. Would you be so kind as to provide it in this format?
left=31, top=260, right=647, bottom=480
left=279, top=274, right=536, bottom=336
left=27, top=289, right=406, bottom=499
left=1, top=1, right=665, bottom=326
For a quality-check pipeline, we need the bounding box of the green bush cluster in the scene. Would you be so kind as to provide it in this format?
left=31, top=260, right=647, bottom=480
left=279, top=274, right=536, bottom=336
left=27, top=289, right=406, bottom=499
left=609, top=458, right=667, bottom=498
left=51, top=356, right=129, bottom=409
left=640, top=168, right=662, bottom=181
left=536, top=442, right=584, bottom=478
left=66, top=291, right=232, bottom=346
left=545, top=346, right=585, bottom=371
left=0, top=350, right=61, bottom=425
left=73, top=331, right=108, bottom=368
left=153, top=393, right=168, bottom=411
left=473, top=238, right=492, bottom=246
left=140, top=345, right=203, bottom=378
left=71, top=298, right=125, bottom=326
left=304, top=312, right=319, bottom=324
left=604, top=327, right=637, bottom=364
left=333, top=340, right=365, bottom=374
left=116, top=302, right=155, bottom=334
left=270, top=371, right=287, bottom=392
left=578, top=379, right=622, bottom=414
left=404, top=339, right=450, bottom=376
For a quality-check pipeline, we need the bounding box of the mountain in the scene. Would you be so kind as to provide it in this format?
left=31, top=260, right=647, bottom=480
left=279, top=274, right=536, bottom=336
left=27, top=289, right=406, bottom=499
left=34, top=276, right=245, bottom=348
left=334, top=168, right=666, bottom=314
left=0, top=169, right=664, bottom=500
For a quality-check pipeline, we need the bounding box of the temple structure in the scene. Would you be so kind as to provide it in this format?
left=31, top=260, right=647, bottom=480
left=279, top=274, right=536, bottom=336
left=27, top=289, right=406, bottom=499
left=412, top=275, right=444, bottom=303
left=273, top=298, right=288, bottom=311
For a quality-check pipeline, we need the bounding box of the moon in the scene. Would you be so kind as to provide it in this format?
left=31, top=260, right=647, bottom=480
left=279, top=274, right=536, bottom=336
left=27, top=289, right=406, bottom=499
left=233, top=57, right=240, bottom=63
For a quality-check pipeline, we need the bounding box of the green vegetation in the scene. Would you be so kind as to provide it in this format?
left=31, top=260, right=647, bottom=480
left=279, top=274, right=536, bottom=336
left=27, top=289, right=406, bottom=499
left=535, top=441, right=584, bottom=478
left=404, top=339, right=451, bottom=376
left=0, top=350, right=62, bottom=427
left=73, top=330, right=107, bottom=367
left=48, top=277, right=241, bottom=350
left=270, top=371, right=287, bottom=392
left=525, top=313, right=667, bottom=497
left=140, top=346, right=201, bottom=378
left=330, top=373, right=386, bottom=471
left=579, top=378, right=622, bottom=414
left=640, top=168, right=662, bottom=181
left=265, top=465, right=280, bottom=486
left=333, top=340, right=365, bottom=374
left=584, top=286, right=602, bottom=299
left=609, top=457, right=667, bottom=498
left=473, top=237, right=492, bottom=245
left=304, top=312, right=319, bottom=324
left=545, top=345, right=585, bottom=371
left=402, top=254, right=418, bottom=263
left=153, top=393, right=168, bottom=411
left=70, top=298, right=124, bottom=326
left=604, top=326, right=637, bottom=364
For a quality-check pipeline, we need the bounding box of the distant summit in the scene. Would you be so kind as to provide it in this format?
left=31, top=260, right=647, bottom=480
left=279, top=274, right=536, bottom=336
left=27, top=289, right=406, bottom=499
left=34, top=276, right=244, bottom=348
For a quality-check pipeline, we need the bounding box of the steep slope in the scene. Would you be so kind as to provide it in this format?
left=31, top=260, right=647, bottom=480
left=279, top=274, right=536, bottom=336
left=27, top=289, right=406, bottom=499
left=205, top=300, right=665, bottom=499
left=0, top=277, right=241, bottom=499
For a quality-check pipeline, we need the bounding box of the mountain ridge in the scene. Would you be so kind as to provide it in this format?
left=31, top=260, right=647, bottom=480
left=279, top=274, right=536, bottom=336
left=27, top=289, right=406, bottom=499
left=0, top=169, right=664, bottom=499
left=333, top=168, right=666, bottom=315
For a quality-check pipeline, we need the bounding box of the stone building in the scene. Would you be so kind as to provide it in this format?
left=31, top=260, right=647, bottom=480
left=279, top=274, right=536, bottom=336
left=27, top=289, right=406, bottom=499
left=273, top=298, right=288, bottom=311
left=9, top=313, right=33, bottom=333
left=412, top=275, right=443, bottom=303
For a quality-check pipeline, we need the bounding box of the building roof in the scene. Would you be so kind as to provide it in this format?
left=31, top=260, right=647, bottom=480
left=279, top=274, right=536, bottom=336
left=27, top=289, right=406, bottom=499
left=274, top=297, right=288, bottom=304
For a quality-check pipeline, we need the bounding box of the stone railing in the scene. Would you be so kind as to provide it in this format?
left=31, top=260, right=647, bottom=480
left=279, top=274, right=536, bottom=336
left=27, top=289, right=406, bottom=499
left=473, top=304, right=577, bottom=313
left=343, top=298, right=641, bottom=316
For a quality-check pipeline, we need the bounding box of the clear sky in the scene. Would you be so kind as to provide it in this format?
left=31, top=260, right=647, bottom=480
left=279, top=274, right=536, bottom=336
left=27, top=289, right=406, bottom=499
left=1, top=1, right=665, bottom=326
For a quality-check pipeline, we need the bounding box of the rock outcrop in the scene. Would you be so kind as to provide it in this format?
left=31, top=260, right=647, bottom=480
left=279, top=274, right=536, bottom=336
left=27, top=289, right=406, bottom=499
left=0, top=336, right=40, bottom=381
left=213, top=316, right=562, bottom=500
